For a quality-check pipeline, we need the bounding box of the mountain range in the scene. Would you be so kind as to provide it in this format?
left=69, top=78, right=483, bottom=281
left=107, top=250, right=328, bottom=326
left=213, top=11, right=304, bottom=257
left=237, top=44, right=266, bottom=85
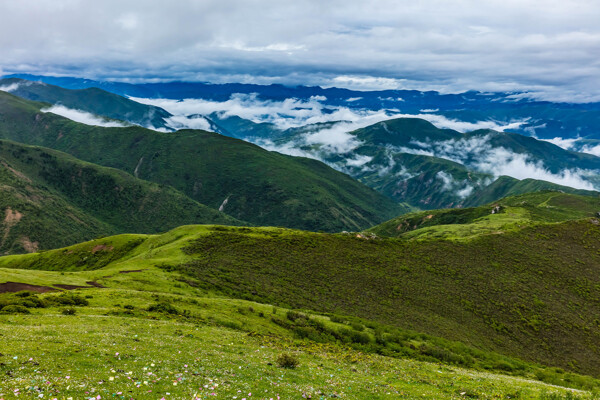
left=6, top=73, right=600, bottom=141
left=2, top=75, right=600, bottom=398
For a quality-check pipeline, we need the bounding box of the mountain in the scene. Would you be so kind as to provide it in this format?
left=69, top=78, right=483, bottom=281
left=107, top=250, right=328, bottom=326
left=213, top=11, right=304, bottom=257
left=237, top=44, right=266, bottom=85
left=0, top=77, right=172, bottom=130
left=0, top=139, right=241, bottom=254
left=211, top=115, right=600, bottom=209
left=368, top=190, right=600, bottom=239
left=0, top=91, right=405, bottom=232
left=7, top=73, right=600, bottom=140
left=1, top=215, right=600, bottom=381
left=5, top=78, right=600, bottom=213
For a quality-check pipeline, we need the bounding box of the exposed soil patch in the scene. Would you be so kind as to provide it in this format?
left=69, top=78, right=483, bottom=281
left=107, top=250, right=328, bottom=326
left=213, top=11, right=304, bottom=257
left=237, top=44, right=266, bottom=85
left=2, top=208, right=24, bottom=248
left=19, top=236, right=39, bottom=253
left=0, top=282, right=55, bottom=293
left=4, top=207, right=23, bottom=225
left=92, top=244, right=114, bottom=253
left=119, top=269, right=144, bottom=274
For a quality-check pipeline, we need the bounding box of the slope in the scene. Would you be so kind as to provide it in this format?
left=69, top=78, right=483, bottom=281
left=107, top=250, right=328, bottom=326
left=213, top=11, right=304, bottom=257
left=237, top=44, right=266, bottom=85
left=0, top=139, right=240, bottom=254
left=0, top=77, right=172, bottom=130
left=0, top=91, right=404, bottom=232
left=368, top=190, right=600, bottom=239
left=1, top=220, right=600, bottom=379
left=1, top=250, right=597, bottom=398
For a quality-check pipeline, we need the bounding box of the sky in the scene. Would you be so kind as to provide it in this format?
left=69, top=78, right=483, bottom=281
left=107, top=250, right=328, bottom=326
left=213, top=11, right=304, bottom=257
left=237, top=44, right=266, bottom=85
left=1, top=0, right=600, bottom=100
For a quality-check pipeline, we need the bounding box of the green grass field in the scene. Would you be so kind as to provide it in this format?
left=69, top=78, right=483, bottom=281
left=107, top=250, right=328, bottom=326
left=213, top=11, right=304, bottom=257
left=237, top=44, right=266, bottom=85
left=1, top=281, right=597, bottom=399
left=1, top=212, right=600, bottom=398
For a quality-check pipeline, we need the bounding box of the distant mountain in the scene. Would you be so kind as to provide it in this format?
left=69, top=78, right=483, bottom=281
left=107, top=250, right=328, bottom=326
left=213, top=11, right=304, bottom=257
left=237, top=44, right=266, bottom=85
left=4, top=77, right=599, bottom=215
left=206, top=114, right=600, bottom=209
left=7, top=73, right=600, bottom=140
left=0, top=139, right=241, bottom=254
left=0, top=77, right=172, bottom=130
left=0, top=91, right=405, bottom=232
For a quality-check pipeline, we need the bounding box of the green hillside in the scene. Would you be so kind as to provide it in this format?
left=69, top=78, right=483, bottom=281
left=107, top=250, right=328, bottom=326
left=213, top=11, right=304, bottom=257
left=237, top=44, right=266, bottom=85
left=0, top=91, right=405, bottom=232
left=462, top=176, right=599, bottom=207
left=0, top=77, right=172, bottom=130
left=368, top=191, right=600, bottom=239
left=214, top=115, right=600, bottom=209
left=0, top=139, right=240, bottom=254
left=2, top=222, right=600, bottom=397
left=1, top=219, right=600, bottom=381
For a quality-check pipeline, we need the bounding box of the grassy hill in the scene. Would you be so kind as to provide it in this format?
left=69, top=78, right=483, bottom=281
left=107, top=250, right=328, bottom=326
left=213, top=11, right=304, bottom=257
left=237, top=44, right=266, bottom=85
left=0, top=91, right=405, bottom=232
left=368, top=191, right=600, bottom=240
left=1, top=225, right=600, bottom=398
left=0, top=77, right=172, bottom=130
left=1, top=218, right=600, bottom=381
left=0, top=139, right=240, bottom=254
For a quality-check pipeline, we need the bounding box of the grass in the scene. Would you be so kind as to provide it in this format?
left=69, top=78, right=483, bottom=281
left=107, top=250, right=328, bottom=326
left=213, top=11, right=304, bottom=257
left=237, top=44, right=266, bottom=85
left=1, top=217, right=600, bottom=381
left=368, top=191, right=600, bottom=240
left=0, top=284, right=598, bottom=399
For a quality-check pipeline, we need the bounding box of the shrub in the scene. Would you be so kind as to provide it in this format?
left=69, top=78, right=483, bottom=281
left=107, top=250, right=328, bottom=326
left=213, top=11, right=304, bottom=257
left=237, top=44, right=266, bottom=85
left=0, top=304, right=30, bottom=314
left=286, top=310, right=305, bottom=322
left=61, top=307, right=76, bottom=315
left=49, top=293, right=89, bottom=306
left=276, top=353, right=299, bottom=369
left=147, top=302, right=179, bottom=315
left=350, top=321, right=365, bottom=331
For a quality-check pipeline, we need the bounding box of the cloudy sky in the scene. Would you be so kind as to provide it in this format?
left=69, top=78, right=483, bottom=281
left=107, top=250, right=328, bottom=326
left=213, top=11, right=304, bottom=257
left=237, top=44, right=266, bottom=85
left=1, top=0, right=599, bottom=99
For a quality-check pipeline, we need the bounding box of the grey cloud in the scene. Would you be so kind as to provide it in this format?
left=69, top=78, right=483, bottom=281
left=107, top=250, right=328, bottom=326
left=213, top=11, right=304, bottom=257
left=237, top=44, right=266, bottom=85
left=1, top=1, right=600, bottom=100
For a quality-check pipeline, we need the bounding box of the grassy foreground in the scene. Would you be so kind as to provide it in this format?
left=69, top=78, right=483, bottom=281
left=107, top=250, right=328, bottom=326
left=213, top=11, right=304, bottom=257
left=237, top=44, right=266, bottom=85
left=0, top=217, right=600, bottom=398
left=0, top=284, right=596, bottom=400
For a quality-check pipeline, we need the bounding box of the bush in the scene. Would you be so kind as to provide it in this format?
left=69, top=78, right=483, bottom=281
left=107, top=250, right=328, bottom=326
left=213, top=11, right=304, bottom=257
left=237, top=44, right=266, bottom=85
left=61, top=307, right=76, bottom=315
left=350, top=321, right=365, bottom=331
left=147, top=302, right=179, bottom=315
left=276, top=353, right=299, bottom=369
left=286, top=310, right=305, bottom=322
left=0, top=304, right=31, bottom=314
left=48, top=293, right=89, bottom=306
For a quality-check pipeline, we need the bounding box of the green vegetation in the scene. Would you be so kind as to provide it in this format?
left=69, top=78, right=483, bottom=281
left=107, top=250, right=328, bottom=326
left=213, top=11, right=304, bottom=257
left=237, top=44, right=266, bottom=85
left=0, top=90, right=404, bottom=232
left=1, top=218, right=599, bottom=380
left=0, top=77, right=172, bottom=130
left=1, top=272, right=598, bottom=398
left=212, top=115, right=600, bottom=210
left=368, top=191, right=600, bottom=239
left=0, top=139, right=240, bottom=254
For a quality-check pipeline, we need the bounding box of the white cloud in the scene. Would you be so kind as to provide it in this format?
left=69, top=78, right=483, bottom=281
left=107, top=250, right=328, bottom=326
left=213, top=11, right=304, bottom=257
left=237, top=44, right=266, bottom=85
left=541, top=137, right=580, bottom=150
left=436, top=170, right=475, bottom=198
left=41, top=105, right=129, bottom=128
left=581, top=144, right=600, bottom=157
left=397, top=134, right=598, bottom=190
left=345, top=154, right=373, bottom=167
left=436, top=171, right=454, bottom=190
left=164, top=115, right=211, bottom=131
left=133, top=93, right=528, bottom=135
left=473, top=147, right=595, bottom=190
left=0, top=82, right=21, bottom=92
